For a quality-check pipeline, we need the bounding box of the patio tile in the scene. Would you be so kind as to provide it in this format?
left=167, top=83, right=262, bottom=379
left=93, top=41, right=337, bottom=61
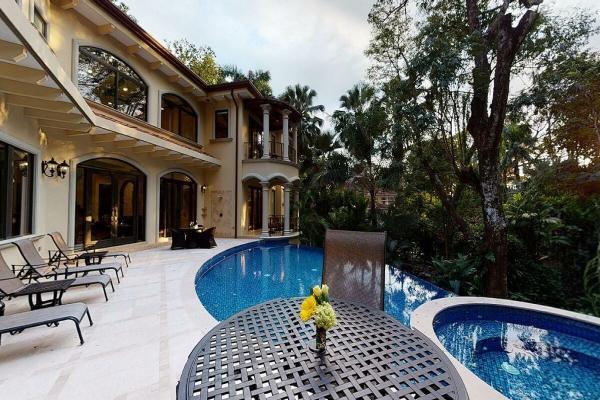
left=0, top=239, right=257, bottom=400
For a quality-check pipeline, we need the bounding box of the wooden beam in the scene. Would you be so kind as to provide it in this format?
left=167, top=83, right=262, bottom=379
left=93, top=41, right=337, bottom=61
left=24, top=108, right=84, bottom=123
left=149, top=61, right=162, bottom=70
left=4, top=94, right=73, bottom=112
left=0, top=77, right=62, bottom=99
left=168, top=75, right=180, bottom=83
left=37, top=119, right=91, bottom=132
left=0, top=40, right=27, bottom=63
left=51, top=0, right=79, bottom=9
left=0, top=61, right=46, bottom=83
left=125, top=44, right=141, bottom=55
left=96, top=24, right=115, bottom=35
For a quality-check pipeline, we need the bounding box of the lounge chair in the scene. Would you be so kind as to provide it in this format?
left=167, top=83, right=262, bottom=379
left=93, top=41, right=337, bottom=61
left=322, top=229, right=387, bottom=310
left=48, top=232, right=130, bottom=268
left=14, top=238, right=124, bottom=284
left=0, top=253, right=114, bottom=306
left=11, top=240, right=115, bottom=301
left=0, top=303, right=93, bottom=345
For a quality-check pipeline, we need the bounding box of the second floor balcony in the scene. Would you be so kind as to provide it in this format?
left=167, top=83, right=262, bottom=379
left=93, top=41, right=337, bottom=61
left=245, top=141, right=297, bottom=163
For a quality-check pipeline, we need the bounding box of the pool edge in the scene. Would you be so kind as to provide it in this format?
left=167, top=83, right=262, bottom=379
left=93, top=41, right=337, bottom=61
left=411, top=297, right=600, bottom=400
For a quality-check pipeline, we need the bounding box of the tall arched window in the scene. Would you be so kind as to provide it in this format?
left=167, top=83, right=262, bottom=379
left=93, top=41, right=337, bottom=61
left=161, top=94, right=198, bottom=141
left=78, top=46, right=147, bottom=120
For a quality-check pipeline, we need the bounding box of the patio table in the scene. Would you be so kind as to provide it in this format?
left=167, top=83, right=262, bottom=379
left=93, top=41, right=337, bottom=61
left=177, top=298, right=467, bottom=400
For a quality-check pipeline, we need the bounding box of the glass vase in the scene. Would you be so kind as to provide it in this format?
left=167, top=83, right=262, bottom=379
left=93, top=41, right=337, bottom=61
left=315, top=327, right=327, bottom=353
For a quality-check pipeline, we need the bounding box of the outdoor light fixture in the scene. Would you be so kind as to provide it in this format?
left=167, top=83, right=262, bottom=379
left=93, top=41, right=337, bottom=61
left=42, top=157, right=69, bottom=179
left=200, top=184, right=207, bottom=193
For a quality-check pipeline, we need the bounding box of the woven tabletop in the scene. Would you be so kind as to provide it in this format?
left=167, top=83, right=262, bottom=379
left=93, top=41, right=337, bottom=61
left=178, top=298, right=467, bottom=400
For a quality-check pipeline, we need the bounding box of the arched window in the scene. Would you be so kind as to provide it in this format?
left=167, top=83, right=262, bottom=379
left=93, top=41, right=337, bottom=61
left=161, top=94, right=198, bottom=141
left=78, top=46, right=147, bottom=120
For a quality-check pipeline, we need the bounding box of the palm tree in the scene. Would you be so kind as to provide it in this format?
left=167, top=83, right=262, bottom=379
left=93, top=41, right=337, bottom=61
left=279, top=84, right=325, bottom=171
left=333, top=83, right=388, bottom=227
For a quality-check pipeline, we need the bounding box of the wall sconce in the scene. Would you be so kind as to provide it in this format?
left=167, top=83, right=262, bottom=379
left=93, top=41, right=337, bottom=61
left=200, top=184, right=207, bottom=194
left=42, top=158, right=69, bottom=179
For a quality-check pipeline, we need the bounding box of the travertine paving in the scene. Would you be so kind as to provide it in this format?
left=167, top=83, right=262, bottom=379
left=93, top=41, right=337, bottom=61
left=0, top=239, right=256, bottom=400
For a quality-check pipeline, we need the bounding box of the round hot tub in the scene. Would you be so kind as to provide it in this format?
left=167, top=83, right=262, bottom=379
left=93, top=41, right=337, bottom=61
left=412, top=297, right=600, bottom=400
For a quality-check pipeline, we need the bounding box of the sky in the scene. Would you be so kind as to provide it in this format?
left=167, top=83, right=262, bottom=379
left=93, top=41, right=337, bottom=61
left=123, top=0, right=599, bottom=129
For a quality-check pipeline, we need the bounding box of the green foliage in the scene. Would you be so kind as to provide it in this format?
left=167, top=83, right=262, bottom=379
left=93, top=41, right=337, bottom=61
left=166, top=39, right=221, bottom=84
left=110, top=0, right=137, bottom=22
left=432, top=254, right=478, bottom=295
left=583, top=243, right=600, bottom=316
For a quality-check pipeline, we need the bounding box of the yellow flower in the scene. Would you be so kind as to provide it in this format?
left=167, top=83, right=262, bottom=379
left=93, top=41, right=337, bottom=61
left=312, top=285, right=322, bottom=298
left=321, top=284, right=329, bottom=297
left=300, top=295, right=317, bottom=321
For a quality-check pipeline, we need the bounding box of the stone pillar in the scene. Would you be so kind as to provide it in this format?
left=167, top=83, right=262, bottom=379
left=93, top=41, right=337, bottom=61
left=294, top=124, right=299, bottom=163
left=283, top=184, right=291, bottom=235
left=261, top=181, right=270, bottom=237
left=261, top=104, right=271, bottom=159
left=282, top=109, right=291, bottom=161
left=294, top=190, right=300, bottom=231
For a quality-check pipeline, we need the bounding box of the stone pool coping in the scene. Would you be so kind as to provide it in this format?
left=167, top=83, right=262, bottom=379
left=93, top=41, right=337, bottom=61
left=411, top=296, right=600, bottom=400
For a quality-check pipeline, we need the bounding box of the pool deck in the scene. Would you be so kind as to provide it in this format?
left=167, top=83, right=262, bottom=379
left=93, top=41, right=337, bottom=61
left=0, top=239, right=257, bottom=400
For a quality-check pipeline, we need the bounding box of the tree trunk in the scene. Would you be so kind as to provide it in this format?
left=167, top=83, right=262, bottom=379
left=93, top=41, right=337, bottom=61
left=479, top=150, right=508, bottom=297
left=369, top=186, right=377, bottom=228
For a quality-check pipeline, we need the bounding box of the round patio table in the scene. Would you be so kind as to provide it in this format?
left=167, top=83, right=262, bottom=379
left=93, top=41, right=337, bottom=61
left=177, top=298, right=467, bottom=400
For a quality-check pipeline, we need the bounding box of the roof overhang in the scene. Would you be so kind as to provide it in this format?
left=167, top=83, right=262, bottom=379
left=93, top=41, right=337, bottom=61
left=0, top=1, right=221, bottom=169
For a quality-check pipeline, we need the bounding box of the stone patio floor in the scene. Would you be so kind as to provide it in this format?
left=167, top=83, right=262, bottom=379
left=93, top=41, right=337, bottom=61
left=0, top=239, right=256, bottom=400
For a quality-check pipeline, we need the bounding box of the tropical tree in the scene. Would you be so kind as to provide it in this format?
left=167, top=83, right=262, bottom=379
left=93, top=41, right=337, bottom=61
left=221, top=65, right=273, bottom=96
left=279, top=84, right=325, bottom=172
left=333, top=83, right=389, bottom=227
left=166, top=39, right=221, bottom=84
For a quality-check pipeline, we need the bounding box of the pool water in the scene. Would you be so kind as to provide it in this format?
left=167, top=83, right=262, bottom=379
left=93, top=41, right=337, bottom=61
left=195, top=242, right=450, bottom=325
left=434, top=305, right=600, bottom=400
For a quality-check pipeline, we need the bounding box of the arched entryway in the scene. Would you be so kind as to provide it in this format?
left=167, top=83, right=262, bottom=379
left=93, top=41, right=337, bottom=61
left=75, top=158, right=146, bottom=248
left=159, top=172, right=197, bottom=238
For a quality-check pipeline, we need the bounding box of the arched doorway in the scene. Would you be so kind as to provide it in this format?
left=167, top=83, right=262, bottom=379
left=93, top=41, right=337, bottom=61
left=75, top=158, right=146, bottom=248
left=159, top=172, right=197, bottom=237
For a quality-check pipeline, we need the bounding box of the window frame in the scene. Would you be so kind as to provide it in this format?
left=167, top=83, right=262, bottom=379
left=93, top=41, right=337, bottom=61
left=160, top=93, right=198, bottom=142
left=214, top=109, right=230, bottom=139
left=77, top=46, right=148, bottom=121
left=33, top=7, right=47, bottom=39
left=0, top=140, right=34, bottom=240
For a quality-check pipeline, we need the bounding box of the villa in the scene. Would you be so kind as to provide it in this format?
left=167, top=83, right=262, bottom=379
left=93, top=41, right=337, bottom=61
left=0, top=0, right=300, bottom=256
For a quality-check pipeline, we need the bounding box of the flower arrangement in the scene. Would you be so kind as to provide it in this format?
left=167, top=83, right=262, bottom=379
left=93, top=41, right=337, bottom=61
left=299, top=284, right=337, bottom=352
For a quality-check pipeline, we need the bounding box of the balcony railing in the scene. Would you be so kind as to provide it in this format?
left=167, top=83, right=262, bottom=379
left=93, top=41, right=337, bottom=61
left=267, top=215, right=298, bottom=235
left=245, top=142, right=297, bottom=163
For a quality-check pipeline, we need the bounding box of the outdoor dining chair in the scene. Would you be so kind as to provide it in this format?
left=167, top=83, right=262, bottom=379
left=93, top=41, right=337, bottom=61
left=322, top=229, right=387, bottom=310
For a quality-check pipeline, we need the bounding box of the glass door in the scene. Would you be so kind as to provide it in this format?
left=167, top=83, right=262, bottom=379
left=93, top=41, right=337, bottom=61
left=88, top=170, right=113, bottom=245
left=76, top=158, right=145, bottom=248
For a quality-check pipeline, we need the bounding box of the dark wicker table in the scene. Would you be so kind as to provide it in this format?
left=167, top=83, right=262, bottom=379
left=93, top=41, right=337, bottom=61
left=177, top=298, right=467, bottom=400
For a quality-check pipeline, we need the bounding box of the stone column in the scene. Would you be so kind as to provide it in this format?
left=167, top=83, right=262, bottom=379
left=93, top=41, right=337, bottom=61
left=261, top=104, right=271, bottom=159
left=261, top=181, right=270, bottom=237
left=293, top=125, right=298, bottom=163
left=283, top=184, right=291, bottom=235
left=282, top=109, right=291, bottom=162
left=294, top=190, right=300, bottom=231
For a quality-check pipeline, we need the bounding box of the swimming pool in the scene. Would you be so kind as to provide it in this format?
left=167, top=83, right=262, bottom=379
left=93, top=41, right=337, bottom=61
left=195, top=241, right=450, bottom=325
left=433, top=304, right=600, bottom=400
